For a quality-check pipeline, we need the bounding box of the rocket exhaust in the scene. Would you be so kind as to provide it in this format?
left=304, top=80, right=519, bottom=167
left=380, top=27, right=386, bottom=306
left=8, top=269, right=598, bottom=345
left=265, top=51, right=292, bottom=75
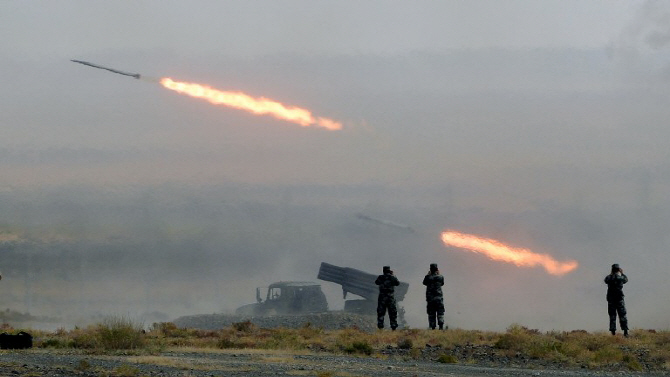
left=70, top=59, right=342, bottom=129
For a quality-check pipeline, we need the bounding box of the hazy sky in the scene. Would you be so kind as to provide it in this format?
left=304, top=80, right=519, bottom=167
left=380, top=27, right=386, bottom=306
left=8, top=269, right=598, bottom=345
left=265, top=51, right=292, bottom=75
left=1, top=1, right=670, bottom=331
left=2, top=1, right=642, bottom=56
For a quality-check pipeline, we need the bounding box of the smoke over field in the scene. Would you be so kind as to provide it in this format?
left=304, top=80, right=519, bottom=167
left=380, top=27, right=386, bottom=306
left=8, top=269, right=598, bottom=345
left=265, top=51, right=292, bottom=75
left=3, top=2, right=670, bottom=332
left=0, top=180, right=669, bottom=332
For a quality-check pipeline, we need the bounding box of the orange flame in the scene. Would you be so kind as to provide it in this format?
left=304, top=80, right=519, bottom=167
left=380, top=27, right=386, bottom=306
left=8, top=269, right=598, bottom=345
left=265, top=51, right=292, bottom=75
left=441, top=230, right=578, bottom=276
left=160, top=78, right=342, bottom=130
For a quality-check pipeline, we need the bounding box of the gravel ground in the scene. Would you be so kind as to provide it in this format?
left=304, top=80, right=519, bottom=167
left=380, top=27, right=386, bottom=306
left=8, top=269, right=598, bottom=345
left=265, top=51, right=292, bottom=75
left=173, top=312, right=378, bottom=332
left=0, top=349, right=666, bottom=377
left=0, top=314, right=662, bottom=376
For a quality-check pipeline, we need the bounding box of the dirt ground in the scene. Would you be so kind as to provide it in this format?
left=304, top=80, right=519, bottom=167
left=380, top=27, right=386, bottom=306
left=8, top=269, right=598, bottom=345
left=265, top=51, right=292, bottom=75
left=0, top=349, right=666, bottom=377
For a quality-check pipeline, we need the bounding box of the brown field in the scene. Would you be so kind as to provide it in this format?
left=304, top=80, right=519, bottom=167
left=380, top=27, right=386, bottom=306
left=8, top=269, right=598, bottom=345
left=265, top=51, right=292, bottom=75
left=4, top=318, right=670, bottom=374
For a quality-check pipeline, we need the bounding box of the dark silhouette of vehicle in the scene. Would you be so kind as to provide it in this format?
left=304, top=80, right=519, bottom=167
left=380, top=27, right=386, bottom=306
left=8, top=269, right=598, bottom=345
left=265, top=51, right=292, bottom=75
left=235, top=281, right=328, bottom=316
left=317, top=262, right=409, bottom=325
left=234, top=263, right=409, bottom=327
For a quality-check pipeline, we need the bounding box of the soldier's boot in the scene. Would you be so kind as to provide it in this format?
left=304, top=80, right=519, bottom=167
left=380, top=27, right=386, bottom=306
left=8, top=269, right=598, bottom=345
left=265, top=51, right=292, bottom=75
left=437, top=314, right=445, bottom=330
left=624, top=330, right=629, bottom=338
left=610, top=330, right=616, bottom=336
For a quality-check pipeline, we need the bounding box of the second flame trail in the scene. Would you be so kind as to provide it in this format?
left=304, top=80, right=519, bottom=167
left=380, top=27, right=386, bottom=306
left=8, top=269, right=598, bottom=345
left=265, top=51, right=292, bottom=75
left=441, top=230, right=578, bottom=276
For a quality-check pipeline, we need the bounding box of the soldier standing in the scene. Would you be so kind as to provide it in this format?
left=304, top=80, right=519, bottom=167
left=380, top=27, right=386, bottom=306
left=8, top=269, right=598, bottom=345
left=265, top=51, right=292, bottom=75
left=423, top=263, right=445, bottom=330
left=375, top=266, right=400, bottom=330
left=604, top=263, right=629, bottom=337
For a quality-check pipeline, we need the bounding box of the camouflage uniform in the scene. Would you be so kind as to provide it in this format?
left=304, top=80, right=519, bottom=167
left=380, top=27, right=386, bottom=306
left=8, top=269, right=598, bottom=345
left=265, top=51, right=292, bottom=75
left=604, top=264, right=628, bottom=336
left=423, top=263, right=445, bottom=330
left=375, top=266, right=400, bottom=330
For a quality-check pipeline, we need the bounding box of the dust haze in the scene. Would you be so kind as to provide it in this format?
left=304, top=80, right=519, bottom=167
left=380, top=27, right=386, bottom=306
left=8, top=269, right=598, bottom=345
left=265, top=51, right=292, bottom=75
left=1, top=1, right=670, bottom=331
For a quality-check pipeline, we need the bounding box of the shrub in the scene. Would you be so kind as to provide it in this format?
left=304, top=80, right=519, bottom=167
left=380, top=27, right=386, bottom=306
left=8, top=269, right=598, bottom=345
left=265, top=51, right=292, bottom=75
left=114, top=364, right=140, bottom=377
left=437, top=354, right=458, bottom=363
left=232, top=320, right=255, bottom=333
left=40, top=337, right=72, bottom=349
left=75, top=359, right=91, bottom=372
left=494, top=324, right=535, bottom=352
left=527, top=338, right=563, bottom=359
left=344, top=341, right=373, bottom=355
left=256, top=328, right=303, bottom=350
left=622, top=354, right=643, bottom=371
left=593, top=345, right=623, bottom=363
left=298, top=323, right=323, bottom=339
left=97, top=316, right=145, bottom=350
left=71, top=328, right=99, bottom=349
left=398, top=338, right=413, bottom=350
left=217, top=336, right=238, bottom=349
left=150, top=322, right=189, bottom=338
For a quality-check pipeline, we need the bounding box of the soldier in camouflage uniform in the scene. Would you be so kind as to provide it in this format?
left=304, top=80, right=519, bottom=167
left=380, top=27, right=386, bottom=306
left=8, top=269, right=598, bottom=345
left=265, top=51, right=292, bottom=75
left=604, top=263, right=629, bottom=337
left=423, top=263, right=445, bottom=330
left=375, top=266, right=400, bottom=330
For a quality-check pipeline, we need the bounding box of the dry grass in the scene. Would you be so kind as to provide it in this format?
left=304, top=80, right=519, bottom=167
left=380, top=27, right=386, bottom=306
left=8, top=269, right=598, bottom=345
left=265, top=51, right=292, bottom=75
left=127, top=355, right=256, bottom=372
left=14, top=320, right=670, bottom=372
left=286, top=371, right=363, bottom=377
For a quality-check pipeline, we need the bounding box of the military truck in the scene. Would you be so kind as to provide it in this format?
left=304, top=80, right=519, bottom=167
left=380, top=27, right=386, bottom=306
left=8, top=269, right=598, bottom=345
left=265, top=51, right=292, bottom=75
left=233, top=263, right=409, bottom=326
left=317, top=262, right=409, bottom=325
left=235, top=281, right=328, bottom=316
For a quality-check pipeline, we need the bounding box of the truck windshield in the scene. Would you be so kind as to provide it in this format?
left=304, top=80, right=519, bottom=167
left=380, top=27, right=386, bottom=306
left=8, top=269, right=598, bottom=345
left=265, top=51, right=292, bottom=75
left=267, top=287, right=282, bottom=300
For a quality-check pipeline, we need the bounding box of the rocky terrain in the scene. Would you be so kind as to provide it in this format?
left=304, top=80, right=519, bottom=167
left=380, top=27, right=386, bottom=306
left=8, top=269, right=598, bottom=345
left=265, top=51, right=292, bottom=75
left=173, top=312, right=379, bottom=332
left=0, top=349, right=666, bottom=377
left=0, top=314, right=664, bottom=376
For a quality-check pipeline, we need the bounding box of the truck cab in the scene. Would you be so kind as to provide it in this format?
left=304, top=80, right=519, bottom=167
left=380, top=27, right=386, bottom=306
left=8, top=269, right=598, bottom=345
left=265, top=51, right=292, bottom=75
left=236, top=281, right=328, bottom=316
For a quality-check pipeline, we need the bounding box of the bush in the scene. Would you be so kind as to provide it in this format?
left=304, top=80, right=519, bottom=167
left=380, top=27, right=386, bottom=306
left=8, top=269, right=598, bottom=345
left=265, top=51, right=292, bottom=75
left=263, top=329, right=302, bottom=350
left=40, top=337, right=72, bottom=348
left=622, top=354, right=643, bottom=371
left=114, top=364, right=140, bottom=377
left=232, top=320, right=255, bottom=333
left=150, top=322, right=185, bottom=337
left=398, top=338, right=413, bottom=350
left=437, top=354, right=458, bottom=363
left=593, top=345, right=623, bottom=363
left=17, top=323, right=670, bottom=371
left=217, top=336, right=238, bottom=349
left=344, top=341, right=373, bottom=355
left=97, top=316, right=145, bottom=350
left=71, top=328, right=99, bottom=349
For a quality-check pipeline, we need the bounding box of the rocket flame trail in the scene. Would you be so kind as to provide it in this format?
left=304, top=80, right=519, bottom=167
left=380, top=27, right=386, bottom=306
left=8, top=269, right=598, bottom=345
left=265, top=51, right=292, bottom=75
left=160, top=78, right=342, bottom=130
left=441, top=230, right=578, bottom=276
left=70, top=60, right=342, bottom=130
